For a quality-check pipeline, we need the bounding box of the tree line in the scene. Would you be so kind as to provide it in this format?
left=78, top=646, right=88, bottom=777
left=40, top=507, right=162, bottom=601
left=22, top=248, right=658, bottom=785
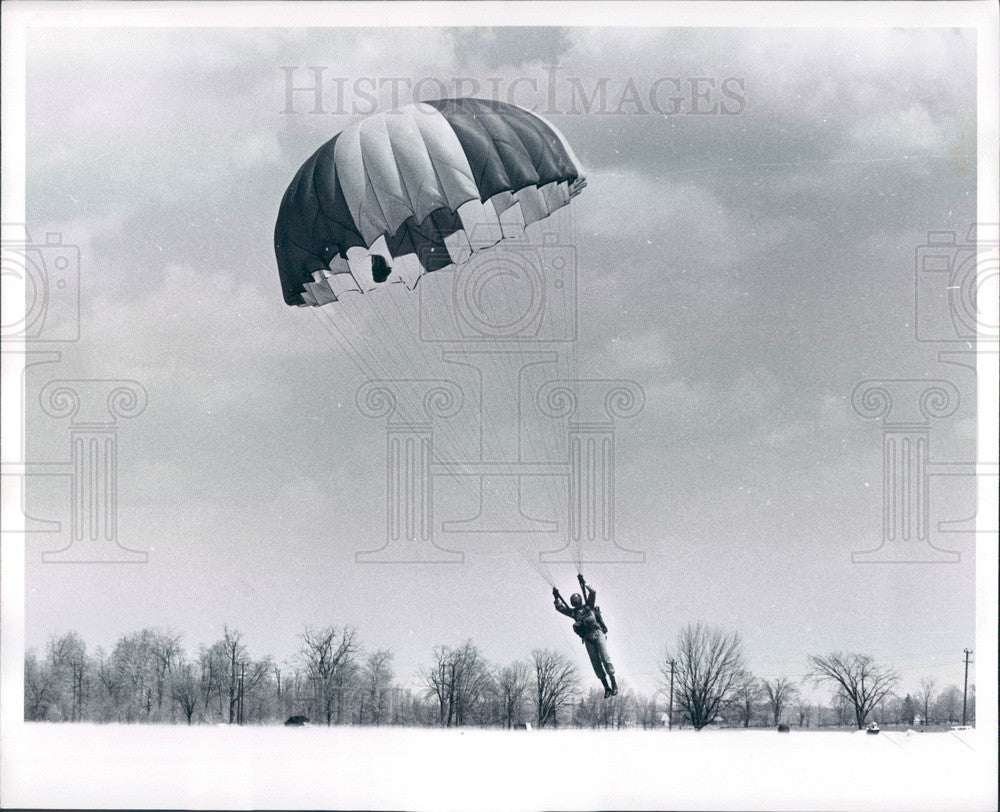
left=24, top=622, right=974, bottom=730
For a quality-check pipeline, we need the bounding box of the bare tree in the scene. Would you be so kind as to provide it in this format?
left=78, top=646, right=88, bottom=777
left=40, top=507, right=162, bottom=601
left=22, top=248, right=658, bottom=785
left=494, top=661, right=530, bottom=729
left=171, top=662, right=199, bottom=724
left=575, top=686, right=607, bottom=728
left=918, top=677, right=936, bottom=726
left=222, top=629, right=245, bottom=724
left=300, top=626, right=359, bottom=725
left=47, top=632, right=89, bottom=721
left=391, top=685, right=432, bottom=726
left=198, top=628, right=250, bottom=724
left=24, top=651, right=57, bottom=721
left=830, top=693, right=853, bottom=727
left=198, top=641, right=226, bottom=720
left=358, top=650, right=394, bottom=726
left=731, top=671, right=763, bottom=728
left=635, top=693, right=661, bottom=729
left=796, top=699, right=812, bottom=728
left=575, top=683, right=636, bottom=730
left=661, top=623, right=746, bottom=730
left=762, top=677, right=800, bottom=727
left=238, top=657, right=276, bottom=723
left=107, top=630, right=160, bottom=721
left=808, top=653, right=899, bottom=729
left=899, top=694, right=916, bottom=725
left=609, top=686, right=633, bottom=729
left=148, top=631, right=182, bottom=720
left=92, top=647, right=118, bottom=722
left=424, top=641, right=491, bottom=727
left=933, top=684, right=962, bottom=724
left=425, top=647, right=452, bottom=726
left=532, top=648, right=580, bottom=728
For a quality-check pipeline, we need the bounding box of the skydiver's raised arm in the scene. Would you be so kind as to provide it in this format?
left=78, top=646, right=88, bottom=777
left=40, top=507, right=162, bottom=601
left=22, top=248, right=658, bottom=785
left=578, top=574, right=597, bottom=607
left=552, top=587, right=574, bottom=617
left=554, top=601, right=574, bottom=617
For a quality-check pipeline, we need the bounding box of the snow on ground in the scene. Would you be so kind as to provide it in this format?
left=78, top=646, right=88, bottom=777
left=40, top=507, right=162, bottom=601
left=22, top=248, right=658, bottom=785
left=2, top=724, right=995, bottom=810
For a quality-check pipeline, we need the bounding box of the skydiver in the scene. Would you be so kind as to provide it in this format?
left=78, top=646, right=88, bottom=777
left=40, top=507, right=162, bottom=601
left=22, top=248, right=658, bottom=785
left=552, top=573, right=618, bottom=698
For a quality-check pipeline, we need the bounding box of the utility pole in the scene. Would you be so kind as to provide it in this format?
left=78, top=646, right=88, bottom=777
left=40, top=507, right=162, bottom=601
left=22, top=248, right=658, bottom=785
left=237, top=661, right=246, bottom=725
left=962, top=648, right=973, bottom=726
left=668, top=659, right=675, bottom=730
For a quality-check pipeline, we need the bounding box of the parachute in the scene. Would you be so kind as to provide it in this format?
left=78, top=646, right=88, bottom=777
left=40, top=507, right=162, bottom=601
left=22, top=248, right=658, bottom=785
left=274, top=97, right=586, bottom=306
left=273, top=98, right=588, bottom=578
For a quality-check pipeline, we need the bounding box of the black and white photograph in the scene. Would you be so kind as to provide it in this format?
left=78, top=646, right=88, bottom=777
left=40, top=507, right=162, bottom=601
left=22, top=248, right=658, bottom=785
left=1, top=2, right=997, bottom=809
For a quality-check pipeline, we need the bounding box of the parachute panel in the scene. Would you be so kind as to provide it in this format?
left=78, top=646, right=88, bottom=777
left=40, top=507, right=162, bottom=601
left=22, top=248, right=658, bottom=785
left=275, top=97, right=586, bottom=306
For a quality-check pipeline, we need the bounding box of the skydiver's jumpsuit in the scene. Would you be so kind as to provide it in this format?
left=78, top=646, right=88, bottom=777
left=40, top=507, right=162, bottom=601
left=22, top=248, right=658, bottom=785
left=554, top=585, right=615, bottom=685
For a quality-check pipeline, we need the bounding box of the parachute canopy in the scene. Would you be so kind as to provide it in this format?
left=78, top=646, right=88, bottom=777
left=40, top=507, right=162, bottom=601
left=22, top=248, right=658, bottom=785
left=274, top=97, right=586, bottom=306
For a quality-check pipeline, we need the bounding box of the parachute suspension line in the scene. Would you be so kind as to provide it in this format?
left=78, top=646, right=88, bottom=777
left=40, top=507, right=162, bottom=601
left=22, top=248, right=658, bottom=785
left=312, top=288, right=556, bottom=586
left=369, top=291, right=545, bottom=578
left=355, top=274, right=548, bottom=583
left=306, top=248, right=573, bottom=583
left=365, top=283, right=511, bottom=510
left=471, top=279, right=554, bottom=581
left=384, top=247, right=560, bottom=579
left=311, top=298, right=482, bottom=495
left=341, top=287, right=485, bottom=488
left=487, top=216, right=579, bottom=573
left=497, top=212, right=581, bottom=571
left=274, top=98, right=589, bottom=579
left=310, top=304, right=394, bottom=390
left=312, top=293, right=552, bottom=584
left=412, top=268, right=556, bottom=582
left=562, top=208, right=583, bottom=571
left=480, top=248, right=573, bottom=584
left=370, top=278, right=511, bottom=484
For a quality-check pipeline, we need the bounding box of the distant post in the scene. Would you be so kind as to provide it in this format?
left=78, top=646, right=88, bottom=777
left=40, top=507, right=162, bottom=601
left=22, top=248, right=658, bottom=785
left=668, top=659, right=675, bottom=730
left=962, top=648, right=973, bottom=726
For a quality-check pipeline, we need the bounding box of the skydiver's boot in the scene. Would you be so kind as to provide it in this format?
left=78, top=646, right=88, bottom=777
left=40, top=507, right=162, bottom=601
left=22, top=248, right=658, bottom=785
left=609, top=673, right=618, bottom=696
left=601, top=677, right=612, bottom=699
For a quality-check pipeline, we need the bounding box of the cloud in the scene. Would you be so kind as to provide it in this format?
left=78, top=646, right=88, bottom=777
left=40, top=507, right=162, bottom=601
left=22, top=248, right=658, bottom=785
left=22, top=25, right=977, bottom=674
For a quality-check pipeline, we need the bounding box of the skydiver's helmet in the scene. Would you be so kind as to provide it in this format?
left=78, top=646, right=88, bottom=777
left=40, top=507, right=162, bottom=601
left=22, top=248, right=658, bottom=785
left=570, top=593, right=583, bottom=608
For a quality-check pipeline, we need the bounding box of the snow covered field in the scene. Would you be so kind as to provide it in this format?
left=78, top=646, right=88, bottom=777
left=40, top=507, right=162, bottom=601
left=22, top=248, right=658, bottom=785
left=2, top=724, right=995, bottom=810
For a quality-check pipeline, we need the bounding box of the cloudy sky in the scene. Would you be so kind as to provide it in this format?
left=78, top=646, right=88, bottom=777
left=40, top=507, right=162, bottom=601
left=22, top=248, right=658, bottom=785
left=24, top=26, right=977, bottom=695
